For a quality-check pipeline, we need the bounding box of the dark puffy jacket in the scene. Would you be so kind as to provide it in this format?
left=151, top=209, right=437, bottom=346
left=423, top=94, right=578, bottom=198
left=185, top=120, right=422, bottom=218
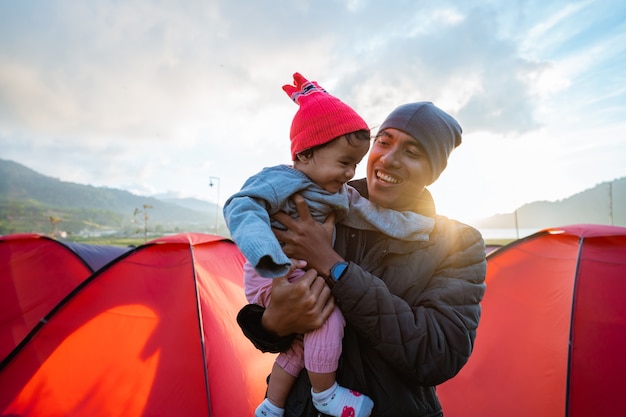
left=237, top=180, right=487, bottom=417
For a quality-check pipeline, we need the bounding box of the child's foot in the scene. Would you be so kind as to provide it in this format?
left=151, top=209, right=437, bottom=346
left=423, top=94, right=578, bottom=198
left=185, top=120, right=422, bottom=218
left=255, top=398, right=284, bottom=417
left=311, top=382, right=373, bottom=417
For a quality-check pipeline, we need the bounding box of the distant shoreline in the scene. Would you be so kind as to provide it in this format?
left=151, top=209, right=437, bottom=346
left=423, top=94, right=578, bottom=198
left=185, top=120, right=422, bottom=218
left=478, top=227, right=541, bottom=241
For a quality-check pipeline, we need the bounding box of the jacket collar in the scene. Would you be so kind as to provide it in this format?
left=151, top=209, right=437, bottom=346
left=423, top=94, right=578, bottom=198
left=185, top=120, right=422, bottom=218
left=348, top=178, right=436, bottom=217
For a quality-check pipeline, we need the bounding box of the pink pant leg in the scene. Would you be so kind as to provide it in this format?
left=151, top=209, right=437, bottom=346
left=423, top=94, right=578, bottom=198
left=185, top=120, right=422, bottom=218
left=303, top=306, right=345, bottom=374
left=243, top=262, right=345, bottom=375
left=277, top=307, right=346, bottom=376
left=244, top=261, right=307, bottom=377
left=275, top=335, right=305, bottom=377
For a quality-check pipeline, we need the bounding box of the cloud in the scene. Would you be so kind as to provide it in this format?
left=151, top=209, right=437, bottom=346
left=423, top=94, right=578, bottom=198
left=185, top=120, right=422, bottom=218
left=1, top=0, right=625, bottom=223
left=0, top=1, right=554, bottom=140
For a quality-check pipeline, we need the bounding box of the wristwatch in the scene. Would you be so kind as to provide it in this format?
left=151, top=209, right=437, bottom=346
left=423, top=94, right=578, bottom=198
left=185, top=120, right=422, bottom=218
left=330, top=261, right=348, bottom=282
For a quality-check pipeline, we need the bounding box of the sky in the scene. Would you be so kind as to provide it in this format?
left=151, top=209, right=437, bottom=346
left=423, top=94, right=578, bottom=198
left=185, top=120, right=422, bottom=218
left=1, top=0, right=625, bottom=226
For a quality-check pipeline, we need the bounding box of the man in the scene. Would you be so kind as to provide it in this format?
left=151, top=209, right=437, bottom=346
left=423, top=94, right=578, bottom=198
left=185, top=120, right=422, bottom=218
left=238, top=102, right=487, bottom=417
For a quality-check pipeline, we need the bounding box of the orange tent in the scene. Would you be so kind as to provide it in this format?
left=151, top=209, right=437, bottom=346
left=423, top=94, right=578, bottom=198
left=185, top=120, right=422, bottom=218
left=438, top=224, right=626, bottom=417
left=0, top=233, right=275, bottom=416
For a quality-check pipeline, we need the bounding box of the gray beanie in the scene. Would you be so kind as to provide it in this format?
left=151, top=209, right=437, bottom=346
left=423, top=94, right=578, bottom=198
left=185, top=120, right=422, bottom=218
left=378, top=102, right=462, bottom=184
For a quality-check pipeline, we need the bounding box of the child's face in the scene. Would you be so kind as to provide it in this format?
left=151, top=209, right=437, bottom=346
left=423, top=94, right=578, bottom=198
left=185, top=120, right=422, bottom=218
left=296, top=136, right=370, bottom=193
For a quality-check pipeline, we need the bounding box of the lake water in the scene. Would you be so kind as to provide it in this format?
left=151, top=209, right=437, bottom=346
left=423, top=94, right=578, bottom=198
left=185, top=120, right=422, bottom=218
left=478, top=228, right=542, bottom=240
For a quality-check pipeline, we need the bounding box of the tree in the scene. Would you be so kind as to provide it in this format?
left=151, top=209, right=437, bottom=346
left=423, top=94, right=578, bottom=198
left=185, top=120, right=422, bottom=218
left=49, top=216, right=63, bottom=237
left=133, top=204, right=153, bottom=242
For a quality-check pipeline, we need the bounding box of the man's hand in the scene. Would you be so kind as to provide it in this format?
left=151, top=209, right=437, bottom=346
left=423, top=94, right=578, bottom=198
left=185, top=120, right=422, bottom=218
left=272, top=194, right=342, bottom=276
left=262, top=267, right=335, bottom=337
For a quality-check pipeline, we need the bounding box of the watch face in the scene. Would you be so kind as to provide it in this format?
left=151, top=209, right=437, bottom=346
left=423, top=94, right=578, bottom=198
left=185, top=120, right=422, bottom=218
left=332, top=262, right=348, bottom=281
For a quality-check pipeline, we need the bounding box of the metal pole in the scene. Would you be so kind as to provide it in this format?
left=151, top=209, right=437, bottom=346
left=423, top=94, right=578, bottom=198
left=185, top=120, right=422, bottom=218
left=209, top=176, right=220, bottom=234
left=609, top=181, right=614, bottom=225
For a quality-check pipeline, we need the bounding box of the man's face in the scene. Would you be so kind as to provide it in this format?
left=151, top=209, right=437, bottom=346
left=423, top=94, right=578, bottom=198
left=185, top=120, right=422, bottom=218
left=367, top=128, right=432, bottom=211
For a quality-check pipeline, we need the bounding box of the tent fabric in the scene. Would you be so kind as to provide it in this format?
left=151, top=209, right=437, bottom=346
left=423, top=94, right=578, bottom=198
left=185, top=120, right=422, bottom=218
left=0, top=234, right=95, bottom=365
left=63, top=240, right=132, bottom=271
left=437, top=224, right=626, bottom=417
left=0, top=233, right=275, bottom=417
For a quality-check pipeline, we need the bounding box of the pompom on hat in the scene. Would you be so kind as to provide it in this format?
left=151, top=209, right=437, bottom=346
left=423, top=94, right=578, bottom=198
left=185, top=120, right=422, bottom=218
left=378, top=102, right=462, bottom=185
left=283, top=72, right=369, bottom=160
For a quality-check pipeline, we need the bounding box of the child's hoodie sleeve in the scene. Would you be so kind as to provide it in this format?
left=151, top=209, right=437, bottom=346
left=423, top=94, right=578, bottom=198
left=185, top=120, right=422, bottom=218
left=223, top=167, right=296, bottom=278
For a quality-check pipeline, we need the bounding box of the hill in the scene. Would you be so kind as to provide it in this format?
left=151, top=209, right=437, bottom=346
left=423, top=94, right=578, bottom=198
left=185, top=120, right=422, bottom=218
left=473, top=177, right=626, bottom=233
left=0, top=159, right=224, bottom=238
left=1, top=158, right=624, bottom=241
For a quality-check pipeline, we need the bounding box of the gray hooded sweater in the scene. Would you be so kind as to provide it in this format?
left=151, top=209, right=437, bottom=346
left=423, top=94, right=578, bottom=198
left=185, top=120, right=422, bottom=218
left=223, top=164, right=434, bottom=278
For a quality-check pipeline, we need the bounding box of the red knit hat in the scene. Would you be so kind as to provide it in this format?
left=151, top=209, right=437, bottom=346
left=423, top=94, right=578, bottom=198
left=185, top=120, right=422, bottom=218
left=282, top=72, right=369, bottom=160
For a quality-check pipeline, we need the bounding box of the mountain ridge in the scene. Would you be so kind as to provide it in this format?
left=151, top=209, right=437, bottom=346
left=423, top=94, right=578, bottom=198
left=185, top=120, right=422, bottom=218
left=0, top=159, right=223, bottom=236
left=472, top=177, right=626, bottom=230
left=1, top=158, right=624, bottom=238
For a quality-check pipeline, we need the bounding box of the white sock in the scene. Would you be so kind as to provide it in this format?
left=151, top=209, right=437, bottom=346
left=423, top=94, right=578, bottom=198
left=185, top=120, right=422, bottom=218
left=311, top=382, right=374, bottom=417
left=255, top=398, right=284, bottom=417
